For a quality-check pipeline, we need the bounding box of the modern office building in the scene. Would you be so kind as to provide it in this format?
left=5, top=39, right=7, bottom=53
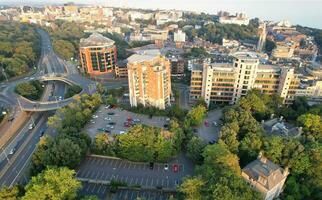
left=242, top=154, right=289, bottom=200
left=189, top=52, right=300, bottom=106
left=127, top=50, right=171, bottom=110
left=79, top=33, right=117, bottom=76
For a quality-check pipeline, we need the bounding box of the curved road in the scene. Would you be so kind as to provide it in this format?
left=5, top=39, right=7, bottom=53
left=0, top=28, right=69, bottom=187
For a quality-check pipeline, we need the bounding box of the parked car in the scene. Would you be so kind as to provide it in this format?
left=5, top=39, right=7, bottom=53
left=172, top=164, right=179, bottom=172
left=124, top=122, right=130, bottom=127
left=164, top=164, right=169, bottom=170
left=107, top=112, right=115, bottom=115
left=149, top=162, right=154, bottom=170
left=204, top=120, right=209, bottom=127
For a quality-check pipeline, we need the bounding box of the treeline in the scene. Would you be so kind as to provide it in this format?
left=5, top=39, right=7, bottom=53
left=31, top=93, right=102, bottom=175
left=0, top=22, right=40, bottom=81
left=179, top=90, right=321, bottom=200
left=0, top=94, right=103, bottom=200
left=44, top=20, right=86, bottom=60
left=93, top=122, right=184, bottom=162
left=0, top=167, right=96, bottom=200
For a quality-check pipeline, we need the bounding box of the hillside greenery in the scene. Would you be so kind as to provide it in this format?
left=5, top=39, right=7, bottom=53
left=0, top=22, right=40, bottom=81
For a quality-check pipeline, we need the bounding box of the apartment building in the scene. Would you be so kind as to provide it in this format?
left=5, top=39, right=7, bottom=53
left=218, top=11, right=249, bottom=26
left=272, top=42, right=295, bottom=59
left=189, top=52, right=300, bottom=106
left=127, top=50, right=171, bottom=110
left=79, top=33, right=117, bottom=76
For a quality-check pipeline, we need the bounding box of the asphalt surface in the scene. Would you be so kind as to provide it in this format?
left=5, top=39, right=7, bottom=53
left=195, top=109, right=223, bottom=142
left=79, top=182, right=175, bottom=200
left=0, top=28, right=67, bottom=187
left=77, top=154, right=194, bottom=189
left=85, top=106, right=168, bottom=138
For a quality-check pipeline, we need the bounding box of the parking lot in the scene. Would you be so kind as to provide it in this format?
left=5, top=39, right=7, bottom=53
left=76, top=154, right=193, bottom=190
left=85, top=105, right=168, bottom=139
left=196, top=109, right=223, bottom=142
left=79, top=182, right=175, bottom=200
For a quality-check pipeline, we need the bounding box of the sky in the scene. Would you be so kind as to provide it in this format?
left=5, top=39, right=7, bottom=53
left=1, top=0, right=322, bottom=29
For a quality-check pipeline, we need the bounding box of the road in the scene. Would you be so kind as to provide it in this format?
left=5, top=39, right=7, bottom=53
left=173, top=83, right=190, bottom=109
left=0, top=28, right=67, bottom=187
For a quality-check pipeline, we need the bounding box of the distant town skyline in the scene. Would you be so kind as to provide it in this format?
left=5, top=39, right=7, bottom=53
left=2, top=0, right=322, bottom=29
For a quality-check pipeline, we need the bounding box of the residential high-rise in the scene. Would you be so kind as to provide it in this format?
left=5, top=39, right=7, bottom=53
left=127, top=50, right=171, bottom=110
left=189, top=52, right=300, bottom=106
left=79, top=33, right=117, bottom=76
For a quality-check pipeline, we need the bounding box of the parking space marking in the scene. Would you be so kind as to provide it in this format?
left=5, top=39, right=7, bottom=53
left=85, top=184, right=90, bottom=192
left=95, top=171, right=100, bottom=180
left=91, top=184, right=96, bottom=193
left=134, top=177, right=139, bottom=185
left=115, top=174, right=119, bottom=181
left=124, top=176, right=129, bottom=182
left=140, top=177, right=144, bottom=185
left=99, top=171, right=105, bottom=180
left=97, top=184, right=102, bottom=193
left=101, top=185, right=106, bottom=194
left=103, top=172, right=109, bottom=180
left=144, top=177, right=149, bottom=186
left=151, top=178, right=154, bottom=186
left=167, top=179, right=169, bottom=187
left=129, top=177, right=133, bottom=185
left=156, top=178, right=159, bottom=186
left=113, top=160, right=119, bottom=168
left=161, top=179, right=164, bottom=187
left=110, top=159, right=115, bottom=166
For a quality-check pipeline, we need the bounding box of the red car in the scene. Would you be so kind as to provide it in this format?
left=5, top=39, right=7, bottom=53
left=127, top=117, right=133, bottom=122
left=172, top=164, right=179, bottom=173
left=204, top=120, right=209, bottom=127
left=124, top=122, right=130, bottom=127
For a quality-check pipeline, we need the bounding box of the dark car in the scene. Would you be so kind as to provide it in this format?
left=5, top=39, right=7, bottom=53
left=108, top=122, right=116, bottom=125
left=149, top=162, right=154, bottom=170
left=107, top=112, right=115, bottom=115
left=208, top=140, right=216, bottom=144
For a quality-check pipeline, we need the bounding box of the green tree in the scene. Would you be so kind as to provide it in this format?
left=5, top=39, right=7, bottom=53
left=186, top=136, right=206, bottom=164
left=263, top=135, right=284, bottom=163
left=53, top=39, right=75, bottom=60
left=297, top=114, right=322, bottom=142
left=92, top=133, right=116, bottom=156
left=185, top=105, right=207, bottom=126
left=0, top=186, right=20, bottom=200
left=23, top=167, right=81, bottom=200
left=219, top=122, right=240, bottom=153
left=178, top=177, right=205, bottom=200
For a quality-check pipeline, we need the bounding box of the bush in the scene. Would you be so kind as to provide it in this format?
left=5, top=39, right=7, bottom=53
left=15, top=80, right=44, bottom=100
left=65, top=84, right=82, bottom=98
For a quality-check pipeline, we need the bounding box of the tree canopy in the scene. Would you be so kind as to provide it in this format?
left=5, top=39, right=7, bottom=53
left=0, top=22, right=40, bottom=81
left=22, top=167, right=81, bottom=200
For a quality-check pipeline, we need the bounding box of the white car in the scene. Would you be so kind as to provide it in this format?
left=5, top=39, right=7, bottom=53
left=104, top=117, right=111, bottom=121
left=92, top=115, right=98, bottom=119
left=28, top=124, right=34, bottom=130
left=105, top=105, right=110, bottom=109
left=9, top=148, right=16, bottom=155
left=119, top=131, right=125, bottom=134
left=164, top=164, right=169, bottom=170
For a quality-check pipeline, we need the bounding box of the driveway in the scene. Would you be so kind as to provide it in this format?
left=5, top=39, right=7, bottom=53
left=195, top=109, right=223, bottom=142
